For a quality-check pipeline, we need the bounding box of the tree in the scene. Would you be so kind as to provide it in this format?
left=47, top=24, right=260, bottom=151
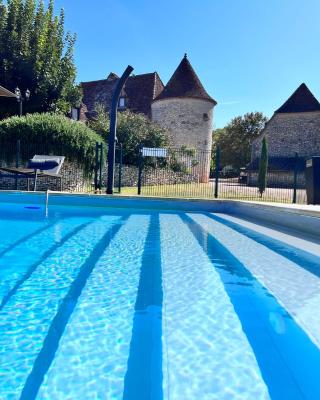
left=258, top=136, right=268, bottom=197
left=0, top=0, right=81, bottom=118
left=88, top=106, right=170, bottom=165
left=212, top=112, right=267, bottom=171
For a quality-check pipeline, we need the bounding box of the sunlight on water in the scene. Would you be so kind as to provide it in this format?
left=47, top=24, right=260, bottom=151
left=38, top=215, right=150, bottom=399
left=160, top=214, right=270, bottom=400
left=0, top=216, right=120, bottom=398
left=0, top=200, right=320, bottom=399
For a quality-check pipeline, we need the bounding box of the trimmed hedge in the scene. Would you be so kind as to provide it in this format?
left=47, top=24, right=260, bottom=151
left=0, top=113, right=104, bottom=168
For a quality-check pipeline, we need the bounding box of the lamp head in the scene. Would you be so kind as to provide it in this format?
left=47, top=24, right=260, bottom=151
left=25, top=89, right=30, bottom=101
left=15, top=87, right=21, bottom=101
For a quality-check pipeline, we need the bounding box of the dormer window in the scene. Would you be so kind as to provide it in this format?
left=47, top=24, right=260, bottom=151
left=118, top=97, right=126, bottom=109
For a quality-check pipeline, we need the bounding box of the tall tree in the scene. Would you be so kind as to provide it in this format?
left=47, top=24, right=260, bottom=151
left=258, top=136, right=268, bottom=197
left=212, top=112, right=267, bottom=170
left=0, top=0, right=80, bottom=118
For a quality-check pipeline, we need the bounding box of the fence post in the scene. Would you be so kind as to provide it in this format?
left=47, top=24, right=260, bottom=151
left=292, top=152, right=298, bottom=204
left=137, top=145, right=143, bottom=195
left=94, top=142, right=99, bottom=191
left=99, top=143, right=103, bottom=190
left=15, top=139, right=20, bottom=190
left=118, top=143, right=123, bottom=193
left=214, top=145, right=220, bottom=198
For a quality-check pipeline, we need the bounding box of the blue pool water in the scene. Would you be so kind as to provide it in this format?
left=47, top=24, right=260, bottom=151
left=0, top=198, right=320, bottom=399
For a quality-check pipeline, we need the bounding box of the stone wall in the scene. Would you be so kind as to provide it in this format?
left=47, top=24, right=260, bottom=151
left=0, top=161, right=209, bottom=192
left=151, top=98, right=214, bottom=182
left=114, top=164, right=204, bottom=187
left=252, top=111, right=320, bottom=159
left=0, top=160, right=92, bottom=192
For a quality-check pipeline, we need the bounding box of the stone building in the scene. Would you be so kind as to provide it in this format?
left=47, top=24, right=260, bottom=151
left=80, top=71, right=164, bottom=120
left=79, top=55, right=217, bottom=182
left=248, top=83, right=320, bottom=186
left=151, top=55, right=217, bottom=152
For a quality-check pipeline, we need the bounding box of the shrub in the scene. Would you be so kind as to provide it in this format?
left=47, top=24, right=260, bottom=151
left=0, top=113, right=104, bottom=169
left=88, top=106, right=170, bottom=165
left=258, top=137, right=268, bottom=197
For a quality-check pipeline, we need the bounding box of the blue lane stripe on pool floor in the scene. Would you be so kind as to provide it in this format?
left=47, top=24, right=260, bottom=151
left=0, top=220, right=55, bottom=258
left=123, top=214, right=163, bottom=400
left=0, top=217, right=90, bottom=304
left=183, top=214, right=311, bottom=400
left=0, top=221, right=92, bottom=311
left=159, top=214, right=270, bottom=400
left=20, top=217, right=127, bottom=400
left=0, top=218, right=117, bottom=399
left=37, top=215, right=151, bottom=399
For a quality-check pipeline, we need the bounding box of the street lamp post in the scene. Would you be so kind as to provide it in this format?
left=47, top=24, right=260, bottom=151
left=15, top=87, right=30, bottom=117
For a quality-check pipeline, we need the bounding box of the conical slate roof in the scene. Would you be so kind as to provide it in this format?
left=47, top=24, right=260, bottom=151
left=155, top=54, right=217, bottom=104
left=275, top=83, right=320, bottom=113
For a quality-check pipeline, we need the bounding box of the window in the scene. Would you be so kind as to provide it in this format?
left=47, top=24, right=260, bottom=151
left=203, top=113, right=209, bottom=121
left=71, top=108, right=80, bottom=121
left=119, top=97, right=126, bottom=109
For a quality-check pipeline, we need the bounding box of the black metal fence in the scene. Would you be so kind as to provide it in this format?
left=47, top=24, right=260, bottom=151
left=0, top=139, right=99, bottom=193
left=135, top=147, right=307, bottom=204
left=0, top=140, right=308, bottom=204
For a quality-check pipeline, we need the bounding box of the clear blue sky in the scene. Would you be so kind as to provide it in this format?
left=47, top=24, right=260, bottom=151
left=52, top=0, right=320, bottom=128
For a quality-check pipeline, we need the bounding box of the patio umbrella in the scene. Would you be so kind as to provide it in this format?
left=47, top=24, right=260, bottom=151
left=0, top=85, right=16, bottom=98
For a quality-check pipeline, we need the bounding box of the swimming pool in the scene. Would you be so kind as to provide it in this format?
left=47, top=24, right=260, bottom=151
left=0, top=195, right=320, bottom=399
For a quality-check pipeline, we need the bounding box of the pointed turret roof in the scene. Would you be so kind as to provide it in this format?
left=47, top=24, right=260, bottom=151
left=275, top=83, right=320, bottom=113
left=155, top=54, right=217, bottom=104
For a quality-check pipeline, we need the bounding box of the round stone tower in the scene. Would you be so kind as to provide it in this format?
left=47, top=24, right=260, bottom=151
left=151, top=54, right=217, bottom=182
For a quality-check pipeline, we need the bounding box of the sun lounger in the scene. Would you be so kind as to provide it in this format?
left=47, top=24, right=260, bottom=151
left=0, top=155, right=65, bottom=191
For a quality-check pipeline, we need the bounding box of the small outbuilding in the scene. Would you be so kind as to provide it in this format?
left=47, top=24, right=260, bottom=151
left=248, top=83, right=320, bottom=187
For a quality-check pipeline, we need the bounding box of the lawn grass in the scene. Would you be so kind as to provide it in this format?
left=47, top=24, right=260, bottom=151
left=116, top=182, right=306, bottom=204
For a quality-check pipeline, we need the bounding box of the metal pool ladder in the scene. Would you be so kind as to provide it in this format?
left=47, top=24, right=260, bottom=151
left=45, top=189, right=50, bottom=217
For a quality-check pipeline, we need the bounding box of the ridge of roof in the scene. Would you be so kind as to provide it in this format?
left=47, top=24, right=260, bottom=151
left=81, top=78, right=113, bottom=85
left=81, top=72, right=159, bottom=86
left=152, top=71, right=165, bottom=99
left=154, top=54, right=217, bottom=104
left=275, top=83, right=320, bottom=113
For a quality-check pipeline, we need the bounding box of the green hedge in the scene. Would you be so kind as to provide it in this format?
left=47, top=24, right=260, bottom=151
left=0, top=113, right=104, bottom=169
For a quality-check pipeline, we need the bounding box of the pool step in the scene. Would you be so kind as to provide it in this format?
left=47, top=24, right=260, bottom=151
left=0, top=217, right=121, bottom=399
left=159, top=214, right=270, bottom=400
left=37, top=215, right=150, bottom=400
left=0, top=217, right=91, bottom=305
left=189, top=213, right=320, bottom=400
